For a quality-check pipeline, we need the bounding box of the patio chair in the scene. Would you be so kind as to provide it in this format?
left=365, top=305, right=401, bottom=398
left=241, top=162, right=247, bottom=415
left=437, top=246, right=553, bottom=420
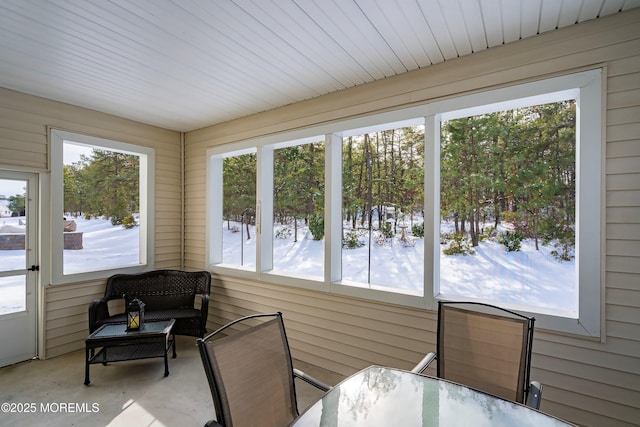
left=196, top=312, right=331, bottom=427
left=412, top=301, right=543, bottom=409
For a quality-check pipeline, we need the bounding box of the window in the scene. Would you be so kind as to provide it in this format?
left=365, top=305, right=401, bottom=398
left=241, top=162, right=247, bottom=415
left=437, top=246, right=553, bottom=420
left=50, top=129, right=154, bottom=283
left=215, top=150, right=257, bottom=270
left=438, top=101, right=577, bottom=314
left=340, top=124, right=424, bottom=295
left=426, top=69, right=602, bottom=336
left=271, top=139, right=325, bottom=280
left=207, top=69, right=602, bottom=337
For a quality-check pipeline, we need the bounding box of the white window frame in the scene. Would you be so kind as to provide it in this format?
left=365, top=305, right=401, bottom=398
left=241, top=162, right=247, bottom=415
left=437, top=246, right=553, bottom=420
left=206, top=69, right=603, bottom=337
left=265, top=136, right=327, bottom=281
left=207, top=146, right=258, bottom=277
left=425, top=69, right=603, bottom=337
left=49, top=129, right=155, bottom=284
left=207, top=115, right=428, bottom=306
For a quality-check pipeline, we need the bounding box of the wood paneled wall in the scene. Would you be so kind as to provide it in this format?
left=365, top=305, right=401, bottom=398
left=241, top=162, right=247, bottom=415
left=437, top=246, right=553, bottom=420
left=0, top=89, right=182, bottom=358
left=184, top=9, right=640, bottom=427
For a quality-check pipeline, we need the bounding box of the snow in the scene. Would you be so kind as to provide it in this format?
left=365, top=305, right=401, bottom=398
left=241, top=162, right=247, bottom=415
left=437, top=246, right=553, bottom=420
left=222, top=220, right=576, bottom=314
left=0, top=216, right=140, bottom=314
left=439, top=238, right=576, bottom=313
left=1, top=216, right=577, bottom=316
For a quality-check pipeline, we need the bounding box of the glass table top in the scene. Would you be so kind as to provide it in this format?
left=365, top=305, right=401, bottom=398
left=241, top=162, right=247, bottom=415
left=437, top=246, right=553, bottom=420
left=292, top=366, right=574, bottom=427
left=90, top=319, right=174, bottom=338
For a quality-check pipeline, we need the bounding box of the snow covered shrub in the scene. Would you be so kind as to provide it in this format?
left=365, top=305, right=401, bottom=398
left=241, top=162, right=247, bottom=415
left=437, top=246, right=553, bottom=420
left=440, top=232, right=452, bottom=245
left=443, top=232, right=474, bottom=255
left=541, top=221, right=575, bottom=262
left=342, top=229, right=364, bottom=249
left=121, top=214, right=137, bottom=229
left=309, top=214, right=324, bottom=240
left=275, top=227, right=292, bottom=239
left=550, top=231, right=575, bottom=261
left=479, top=225, right=496, bottom=241
left=110, top=213, right=127, bottom=226
left=373, top=230, right=391, bottom=247
left=412, top=223, right=424, bottom=238
left=381, top=221, right=393, bottom=238
left=498, top=230, right=524, bottom=252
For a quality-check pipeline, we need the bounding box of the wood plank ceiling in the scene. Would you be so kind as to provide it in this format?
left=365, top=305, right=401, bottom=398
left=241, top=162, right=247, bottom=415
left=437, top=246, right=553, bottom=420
left=0, top=0, right=638, bottom=132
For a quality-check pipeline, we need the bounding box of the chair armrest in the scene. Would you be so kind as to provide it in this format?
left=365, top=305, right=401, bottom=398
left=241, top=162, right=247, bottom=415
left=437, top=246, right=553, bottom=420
left=293, top=368, right=331, bottom=392
left=88, top=298, right=110, bottom=333
left=411, top=352, right=437, bottom=374
left=526, top=381, right=543, bottom=409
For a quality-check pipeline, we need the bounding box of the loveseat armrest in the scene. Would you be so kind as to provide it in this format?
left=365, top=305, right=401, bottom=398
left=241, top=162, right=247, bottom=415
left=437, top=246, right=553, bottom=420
left=198, top=293, right=210, bottom=337
left=88, top=297, right=110, bottom=333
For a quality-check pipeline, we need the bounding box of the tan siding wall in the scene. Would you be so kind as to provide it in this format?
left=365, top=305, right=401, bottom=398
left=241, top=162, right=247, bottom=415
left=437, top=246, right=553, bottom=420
left=184, top=9, right=640, bottom=427
left=0, top=89, right=182, bottom=358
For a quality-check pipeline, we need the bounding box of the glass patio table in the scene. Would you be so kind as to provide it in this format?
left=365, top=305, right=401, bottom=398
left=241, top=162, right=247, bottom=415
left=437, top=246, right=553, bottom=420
left=292, top=366, right=575, bottom=427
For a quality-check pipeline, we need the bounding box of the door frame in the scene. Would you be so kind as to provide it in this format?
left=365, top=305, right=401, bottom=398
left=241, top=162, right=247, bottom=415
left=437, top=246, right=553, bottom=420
left=0, top=170, right=39, bottom=366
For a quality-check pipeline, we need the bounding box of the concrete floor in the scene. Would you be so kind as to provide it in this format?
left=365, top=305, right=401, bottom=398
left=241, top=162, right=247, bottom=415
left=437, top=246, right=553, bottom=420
left=0, top=335, right=343, bottom=427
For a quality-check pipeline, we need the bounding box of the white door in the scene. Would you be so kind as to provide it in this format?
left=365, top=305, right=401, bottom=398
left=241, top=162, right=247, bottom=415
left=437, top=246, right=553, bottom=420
left=0, top=171, right=38, bottom=367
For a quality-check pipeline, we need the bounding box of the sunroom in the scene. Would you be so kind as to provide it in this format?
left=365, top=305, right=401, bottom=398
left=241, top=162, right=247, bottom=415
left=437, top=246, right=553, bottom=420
left=0, top=1, right=639, bottom=426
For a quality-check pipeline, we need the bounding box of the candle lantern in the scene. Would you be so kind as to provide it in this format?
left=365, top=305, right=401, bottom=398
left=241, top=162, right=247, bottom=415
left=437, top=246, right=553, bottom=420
left=126, top=297, right=145, bottom=331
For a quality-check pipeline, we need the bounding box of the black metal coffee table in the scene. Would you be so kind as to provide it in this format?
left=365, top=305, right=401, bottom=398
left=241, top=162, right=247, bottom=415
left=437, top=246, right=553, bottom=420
left=84, top=319, right=176, bottom=385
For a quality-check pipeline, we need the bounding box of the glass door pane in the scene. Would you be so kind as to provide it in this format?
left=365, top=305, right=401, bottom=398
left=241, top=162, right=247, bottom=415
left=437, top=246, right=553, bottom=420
left=0, top=276, right=26, bottom=315
left=0, top=178, right=27, bottom=315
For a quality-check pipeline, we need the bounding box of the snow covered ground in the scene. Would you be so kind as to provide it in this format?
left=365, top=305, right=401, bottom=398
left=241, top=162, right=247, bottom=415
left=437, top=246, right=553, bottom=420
left=1, top=216, right=576, bottom=315
left=0, top=216, right=140, bottom=314
left=222, top=220, right=576, bottom=313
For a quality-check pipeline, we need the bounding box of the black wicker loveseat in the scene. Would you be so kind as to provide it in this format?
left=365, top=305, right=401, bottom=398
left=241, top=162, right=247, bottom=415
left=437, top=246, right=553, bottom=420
left=88, top=269, right=212, bottom=337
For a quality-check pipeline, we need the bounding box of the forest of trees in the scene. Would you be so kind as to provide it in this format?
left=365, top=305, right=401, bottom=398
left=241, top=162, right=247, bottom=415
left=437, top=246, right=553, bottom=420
left=343, top=127, right=425, bottom=232
left=222, top=127, right=425, bottom=242
left=441, top=101, right=576, bottom=259
left=220, top=100, right=576, bottom=260
left=274, top=142, right=325, bottom=240
left=63, top=149, right=140, bottom=227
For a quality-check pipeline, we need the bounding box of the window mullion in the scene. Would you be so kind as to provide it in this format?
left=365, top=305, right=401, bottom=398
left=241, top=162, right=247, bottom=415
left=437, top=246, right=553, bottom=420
left=257, top=146, right=274, bottom=273
left=425, top=114, right=439, bottom=309
left=326, top=133, right=342, bottom=285
left=207, top=156, right=223, bottom=265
